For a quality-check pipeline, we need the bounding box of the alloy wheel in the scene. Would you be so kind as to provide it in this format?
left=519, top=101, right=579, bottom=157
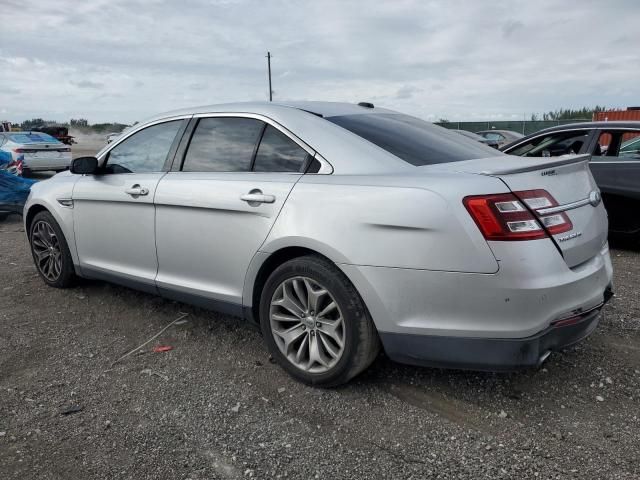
left=31, top=220, right=63, bottom=282
left=269, top=276, right=345, bottom=373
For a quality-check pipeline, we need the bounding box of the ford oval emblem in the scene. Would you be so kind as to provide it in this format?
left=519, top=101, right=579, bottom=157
left=589, top=190, right=602, bottom=207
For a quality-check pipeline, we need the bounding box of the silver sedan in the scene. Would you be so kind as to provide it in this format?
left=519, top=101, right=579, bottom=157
left=24, top=102, right=613, bottom=386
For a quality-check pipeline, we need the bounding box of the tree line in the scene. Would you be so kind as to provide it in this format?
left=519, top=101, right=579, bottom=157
left=19, top=118, right=129, bottom=134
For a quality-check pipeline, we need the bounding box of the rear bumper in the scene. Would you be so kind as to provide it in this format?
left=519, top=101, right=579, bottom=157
left=379, top=293, right=610, bottom=371
left=23, top=155, right=71, bottom=171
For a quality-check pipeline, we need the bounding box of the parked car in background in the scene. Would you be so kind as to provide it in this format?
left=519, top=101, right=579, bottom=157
left=476, top=129, right=524, bottom=147
left=502, top=121, right=640, bottom=240
left=619, top=135, right=640, bottom=158
left=454, top=129, right=500, bottom=148
left=24, top=102, right=613, bottom=386
left=0, top=143, right=23, bottom=175
left=0, top=132, right=72, bottom=176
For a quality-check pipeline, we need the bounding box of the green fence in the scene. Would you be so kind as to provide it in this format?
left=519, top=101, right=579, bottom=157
left=435, top=119, right=592, bottom=136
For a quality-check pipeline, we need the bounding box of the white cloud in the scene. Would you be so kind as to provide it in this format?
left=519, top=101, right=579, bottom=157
left=0, top=0, right=638, bottom=123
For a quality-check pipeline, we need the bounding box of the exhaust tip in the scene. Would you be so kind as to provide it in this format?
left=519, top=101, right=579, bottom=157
left=537, top=350, right=552, bottom=367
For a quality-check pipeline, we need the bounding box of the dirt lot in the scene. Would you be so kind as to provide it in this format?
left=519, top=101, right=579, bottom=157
left=1, top=197, right=639, bottom=478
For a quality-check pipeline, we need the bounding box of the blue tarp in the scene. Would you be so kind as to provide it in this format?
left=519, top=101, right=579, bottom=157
left=0, top=170, right=36, bottom=205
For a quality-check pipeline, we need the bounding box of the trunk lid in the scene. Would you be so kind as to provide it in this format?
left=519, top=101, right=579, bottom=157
left=440, top=154, right=608, bottom=267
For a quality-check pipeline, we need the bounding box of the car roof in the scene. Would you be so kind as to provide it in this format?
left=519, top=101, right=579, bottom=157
left=105, top=101, right=414, bottom=175
left=147, top=101, right=397, bottom=124
left=529, top=121, right=640, bottom=134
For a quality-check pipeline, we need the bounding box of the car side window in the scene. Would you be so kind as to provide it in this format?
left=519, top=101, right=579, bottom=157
left=509, top=131, right=589, bottom=157
left=483, top=132, right=504, bottom=141
left=182, top=117, right=263, bottom=172
left=620, top=135, right=640, bottom=159
left=105, top=120, right=182, bottom=174
left=253, top=126, right=309, bottom=172
left=593, top=131, right=640, bottom=159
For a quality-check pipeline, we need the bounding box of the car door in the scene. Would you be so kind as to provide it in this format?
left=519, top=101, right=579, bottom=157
left=72, top=118, right=188, bottom=291
left=154, top=114, right=314, bottom=312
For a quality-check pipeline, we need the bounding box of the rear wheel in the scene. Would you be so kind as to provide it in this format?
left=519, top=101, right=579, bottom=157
left=29, top=211, right=76, bottom=288
left=259, top=255, right=380, bottom=387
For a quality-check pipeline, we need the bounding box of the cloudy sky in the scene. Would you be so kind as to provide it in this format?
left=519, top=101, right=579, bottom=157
left=1, top=0, right=638, bottom=124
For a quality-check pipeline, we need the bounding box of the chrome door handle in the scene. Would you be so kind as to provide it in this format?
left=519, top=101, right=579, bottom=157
left=240, top=191, right=275, bottom=205
left=125, top=185, right=149, bottom=196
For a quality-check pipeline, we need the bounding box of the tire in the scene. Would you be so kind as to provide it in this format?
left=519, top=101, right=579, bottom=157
left=0, top=212, right=10, bottom=222
left=29, top=211, right=76, bottom=288
left=259, top=255, right=380, bottom=387
left=22, top=167, right=32, bottom=177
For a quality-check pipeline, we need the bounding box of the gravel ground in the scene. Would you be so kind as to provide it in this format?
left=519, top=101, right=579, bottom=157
left=1, top=213, right=639, bottom=479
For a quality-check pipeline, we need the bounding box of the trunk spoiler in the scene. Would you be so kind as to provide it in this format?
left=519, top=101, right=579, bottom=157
left=471, top=154, right=592, bottom=176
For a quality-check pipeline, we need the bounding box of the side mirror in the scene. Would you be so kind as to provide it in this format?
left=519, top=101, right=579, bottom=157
left=70, top=156, right=98, bottom=175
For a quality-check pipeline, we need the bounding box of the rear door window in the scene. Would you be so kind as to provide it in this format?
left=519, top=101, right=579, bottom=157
left=592, top=130, right=640, bottom=159
left=182, top=117, right=263, bottom=172
left=252, top=126, right=309, bottom=172
left=327, top=113, right=499, bottom=166
left=620, top=135, right=640, bottom=159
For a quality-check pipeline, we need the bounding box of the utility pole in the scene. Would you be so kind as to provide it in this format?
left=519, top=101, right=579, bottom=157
left=266, top=51, right=273, bottom=101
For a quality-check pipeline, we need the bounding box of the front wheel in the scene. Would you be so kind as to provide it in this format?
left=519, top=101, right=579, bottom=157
left=29, top=211, right=76, bottom=288
left=259, top=255, right=380, bottom=387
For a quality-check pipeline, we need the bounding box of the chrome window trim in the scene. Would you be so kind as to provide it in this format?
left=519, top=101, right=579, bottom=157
left=192, top=112, right=333, bottom=174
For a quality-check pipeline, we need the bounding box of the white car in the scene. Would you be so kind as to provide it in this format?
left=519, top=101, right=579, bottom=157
left=0, top=131, right=72, bottom=175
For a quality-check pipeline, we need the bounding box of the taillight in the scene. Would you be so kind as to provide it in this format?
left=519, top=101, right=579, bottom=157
left=7, top=158, right=23, bottom=176
left=464, top=189, right=572, bottom=241
left=13, top=148, right=24, bottom=153
left=57, top=148, right=71, bottom=152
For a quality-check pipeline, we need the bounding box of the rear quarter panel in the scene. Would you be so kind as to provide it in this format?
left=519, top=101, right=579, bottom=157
left=260, top=172, right=506, bottom=273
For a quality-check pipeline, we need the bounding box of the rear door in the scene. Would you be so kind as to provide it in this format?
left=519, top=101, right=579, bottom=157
left=453, top=155, right=608, bottom=267
left=154, top=115, right=312, bottom=309
left=589, top=129, right=640, bottom=234
left=73, top=119, right=187, bottom=290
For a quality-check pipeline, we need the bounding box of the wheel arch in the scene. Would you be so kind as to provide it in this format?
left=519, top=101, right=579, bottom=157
left=25, top=203, right=50, bottom=238
left=244, top=246, right=328, bottom=324
left=243, top=237, right=369, bottom=325
left=24, top=201, right=80, bottom=268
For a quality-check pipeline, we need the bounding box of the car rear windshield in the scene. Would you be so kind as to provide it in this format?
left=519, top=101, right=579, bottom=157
left=326, top=113, right=501, bottom=166
left=9, top=133, right=59, bottom=144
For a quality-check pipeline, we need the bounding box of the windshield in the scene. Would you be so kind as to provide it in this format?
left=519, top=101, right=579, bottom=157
left=327, top=113, right=501, bottom=166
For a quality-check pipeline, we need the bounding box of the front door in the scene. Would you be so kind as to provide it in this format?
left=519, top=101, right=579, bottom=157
left=73, top=119, right=186, bottom=291
left=154, top=116, right=312, bottom=310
